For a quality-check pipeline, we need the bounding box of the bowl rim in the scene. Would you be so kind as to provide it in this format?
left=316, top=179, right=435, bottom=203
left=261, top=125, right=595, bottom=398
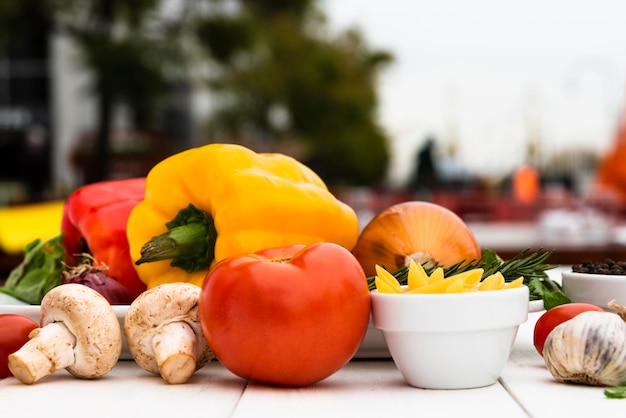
left=562, top=271, right=626, bottom=279
left=370, top=285, right=529, bottom=298
left=370, top=286, right=529, bottom=332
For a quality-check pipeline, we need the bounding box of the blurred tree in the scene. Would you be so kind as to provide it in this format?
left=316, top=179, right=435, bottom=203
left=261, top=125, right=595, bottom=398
left=0, top=0, right=195, bottom=183
left=48, top=0, right=198, bottom=183
left=195, top=0, right=394, bottom=186
left=0, top=1, right=52, bottom=50
left=0, top=0, right=393, bottom=186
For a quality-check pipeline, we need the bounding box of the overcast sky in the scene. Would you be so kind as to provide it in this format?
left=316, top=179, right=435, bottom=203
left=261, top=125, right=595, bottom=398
left=322, top=0, right=626, bottom=184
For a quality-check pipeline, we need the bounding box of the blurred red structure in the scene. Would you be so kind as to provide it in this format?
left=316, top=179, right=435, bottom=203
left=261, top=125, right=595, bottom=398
left=512, top=165, right=540, bottom=205
left=596, top=126, right=626, bottom=205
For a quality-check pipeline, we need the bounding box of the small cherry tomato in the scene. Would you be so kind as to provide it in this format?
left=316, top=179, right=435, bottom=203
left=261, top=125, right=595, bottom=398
left=533, top=302, right=604, bottom=356
left=199, top=242, right=371, bottom=387
left=0, top=314, right=38, bottom=378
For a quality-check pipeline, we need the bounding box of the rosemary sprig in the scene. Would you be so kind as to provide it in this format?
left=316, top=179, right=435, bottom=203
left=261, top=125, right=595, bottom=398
left=366, top=248, right=569, bottom=309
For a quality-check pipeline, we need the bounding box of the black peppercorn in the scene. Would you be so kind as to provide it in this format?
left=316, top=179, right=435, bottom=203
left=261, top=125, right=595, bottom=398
left=572, top=259, right=626, bottom=275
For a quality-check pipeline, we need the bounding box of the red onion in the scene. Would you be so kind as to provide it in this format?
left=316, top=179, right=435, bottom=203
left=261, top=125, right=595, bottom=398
left=63, top=257, right=135, bottom=305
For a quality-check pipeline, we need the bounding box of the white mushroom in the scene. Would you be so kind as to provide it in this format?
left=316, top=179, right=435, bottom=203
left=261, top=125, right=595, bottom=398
left=8, top=283, right=122, bottom=384
left=124, top=282, right=213, bottom=384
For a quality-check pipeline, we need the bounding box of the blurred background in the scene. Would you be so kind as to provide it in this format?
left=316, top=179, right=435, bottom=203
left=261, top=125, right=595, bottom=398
left=2, top=0, right=626, bottom=272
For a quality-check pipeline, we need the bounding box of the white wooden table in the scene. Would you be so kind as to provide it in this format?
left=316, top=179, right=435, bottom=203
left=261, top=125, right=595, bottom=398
left=2, top=275, right=625, bottom=417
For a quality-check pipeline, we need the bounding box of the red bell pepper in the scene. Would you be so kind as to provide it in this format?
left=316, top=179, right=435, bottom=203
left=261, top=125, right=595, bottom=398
left=60, top=178, right=148, bottom=298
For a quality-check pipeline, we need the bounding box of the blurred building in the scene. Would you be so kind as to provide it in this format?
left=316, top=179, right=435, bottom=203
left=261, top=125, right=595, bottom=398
left=0, top=9, right=52, bottom=204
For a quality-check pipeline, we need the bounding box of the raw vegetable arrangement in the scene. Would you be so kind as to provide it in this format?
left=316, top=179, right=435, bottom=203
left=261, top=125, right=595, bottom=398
left=8, top=284, right=122, bottom=384
left=0, top=178, right=147, bottom=305
left=354, top=201, right=565, bottom=306
left=533, top=302, right=604, bottom=357
left=0, top=143, right=366, bottom=386
left=127, top=143, right=359, bottom=288
left=61, top=177, right=148, bottom=298
left=0, top=141, right=581, bottom=389
left=533, top=300, right=626, bottom=399
left=371, top=248, right=565, bottom=305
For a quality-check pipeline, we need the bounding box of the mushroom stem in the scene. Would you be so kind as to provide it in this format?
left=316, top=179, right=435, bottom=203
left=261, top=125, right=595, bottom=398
left=124, top=283, right=213, bottom=384
left=153, top=321, right=198, bottom=384
left=9, top=322, right=77, bottom=384
left=9, top=284, right=121, bottom=385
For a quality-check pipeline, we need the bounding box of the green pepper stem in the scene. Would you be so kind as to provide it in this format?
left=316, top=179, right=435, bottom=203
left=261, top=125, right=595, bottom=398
left=135, top=204, right=217, bottom=273
left=136, top=223, right=206, bottom=262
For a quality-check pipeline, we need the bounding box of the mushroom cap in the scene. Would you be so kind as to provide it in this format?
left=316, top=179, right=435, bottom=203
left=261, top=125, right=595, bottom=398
left=40, top=283, right=122, bottom=378
left=124, top=282, right=213, bottom=375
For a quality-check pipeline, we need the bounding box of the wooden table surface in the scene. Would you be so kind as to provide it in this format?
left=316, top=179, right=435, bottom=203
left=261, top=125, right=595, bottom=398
left=2, top=267, right=625, bottom=418
left=1, top=311, right=624, bottom=418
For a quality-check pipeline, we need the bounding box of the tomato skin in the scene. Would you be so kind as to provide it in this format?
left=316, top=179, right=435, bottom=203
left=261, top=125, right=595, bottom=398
left=533, top=303, right=604, bottom=356
left=199, top=242, right=371, bottom=387
left=0, top=314, right=39, bottom=378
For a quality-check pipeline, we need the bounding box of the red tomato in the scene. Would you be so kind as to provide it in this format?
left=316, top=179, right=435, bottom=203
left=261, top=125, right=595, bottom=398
left=199, top=243, right=371, bottom=387
left=533, top=303, right=604, bottom=356
left=0, top=314, right=38, bottom=378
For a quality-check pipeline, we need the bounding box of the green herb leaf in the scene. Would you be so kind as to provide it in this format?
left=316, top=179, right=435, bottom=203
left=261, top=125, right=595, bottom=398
left=0, top=233, right=66, bottom=304
left=604, top=386, right=626, bottom=399
left=528, top=276, right=571, bottom=310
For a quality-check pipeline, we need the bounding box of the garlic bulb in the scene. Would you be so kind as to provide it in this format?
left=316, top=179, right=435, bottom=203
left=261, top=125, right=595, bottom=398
left=543, top=307, right=626, bottom=386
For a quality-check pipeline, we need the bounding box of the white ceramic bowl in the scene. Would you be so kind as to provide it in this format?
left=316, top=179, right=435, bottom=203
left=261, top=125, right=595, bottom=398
left=562, top=271, right=626, bottom=310
left=371, top=286, right=529, bottom=389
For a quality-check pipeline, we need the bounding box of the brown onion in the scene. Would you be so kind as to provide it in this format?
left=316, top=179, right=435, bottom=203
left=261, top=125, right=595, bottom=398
left=352, top=201, right=482, bottom=277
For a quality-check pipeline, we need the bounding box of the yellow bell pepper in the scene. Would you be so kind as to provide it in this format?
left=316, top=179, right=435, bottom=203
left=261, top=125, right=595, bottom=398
left=127, top=143, right=360, bottom=288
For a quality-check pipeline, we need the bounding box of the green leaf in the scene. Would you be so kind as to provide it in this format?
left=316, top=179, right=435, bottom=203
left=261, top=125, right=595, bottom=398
left=542, top=288, right=571, bottom=311
left=480, top=248, right=502, bottom=267
left=604, top=386, right=626, bottom=399
left=0, top=233, right=66, bottom=304
left=527, top=276, right=571, bottom=310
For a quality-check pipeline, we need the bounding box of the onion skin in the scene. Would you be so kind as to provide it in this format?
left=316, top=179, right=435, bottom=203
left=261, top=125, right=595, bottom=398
left=64, top=270, right=135, bottom=305
left=352, top=201, right=482, bottom=277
